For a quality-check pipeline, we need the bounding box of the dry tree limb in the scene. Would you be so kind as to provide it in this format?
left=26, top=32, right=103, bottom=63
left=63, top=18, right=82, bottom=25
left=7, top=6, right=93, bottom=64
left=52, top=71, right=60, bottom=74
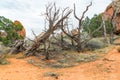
left=74, top=2, right=92, bottom=52
left=9, top=40, right=24, bottom=55
left=25, top=3, right=72, bottom=56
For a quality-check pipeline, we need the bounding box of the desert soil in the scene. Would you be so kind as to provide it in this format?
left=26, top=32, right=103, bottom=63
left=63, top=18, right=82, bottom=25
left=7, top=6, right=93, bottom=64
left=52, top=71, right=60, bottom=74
left=0, top=46, right=120, bottom=80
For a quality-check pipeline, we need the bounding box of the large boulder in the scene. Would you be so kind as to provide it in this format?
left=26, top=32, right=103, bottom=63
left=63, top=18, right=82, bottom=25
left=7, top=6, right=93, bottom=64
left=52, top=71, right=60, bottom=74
left=102, top=0, right=120, bottom=34
left=86, top=38, right=107, bottom=50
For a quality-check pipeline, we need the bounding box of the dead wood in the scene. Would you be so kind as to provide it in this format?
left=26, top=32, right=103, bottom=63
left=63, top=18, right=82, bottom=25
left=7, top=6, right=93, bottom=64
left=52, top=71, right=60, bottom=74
left=24, top=3, right=72, bottom=56
left=9, top=40, right=24, bottom=54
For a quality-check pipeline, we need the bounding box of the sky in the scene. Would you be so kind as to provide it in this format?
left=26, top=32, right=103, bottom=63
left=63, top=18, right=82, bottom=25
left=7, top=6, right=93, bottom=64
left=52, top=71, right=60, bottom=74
left=0, top=0, right=112, bottom=38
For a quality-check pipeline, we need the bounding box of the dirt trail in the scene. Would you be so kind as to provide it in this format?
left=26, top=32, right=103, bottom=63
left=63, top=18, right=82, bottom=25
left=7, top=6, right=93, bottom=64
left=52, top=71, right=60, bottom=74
left=0, top=46, right=120, bottom=80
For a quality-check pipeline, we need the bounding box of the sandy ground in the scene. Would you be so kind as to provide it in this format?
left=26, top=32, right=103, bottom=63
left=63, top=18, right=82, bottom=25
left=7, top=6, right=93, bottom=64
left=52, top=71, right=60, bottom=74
left=0, top=46, right=120, bottom=80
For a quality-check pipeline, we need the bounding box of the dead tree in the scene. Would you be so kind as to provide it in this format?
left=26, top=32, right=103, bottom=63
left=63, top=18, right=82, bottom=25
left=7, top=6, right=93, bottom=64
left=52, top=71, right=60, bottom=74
left=60, top=32, right=64, bottom=49
left=73, top=2, right=92, bottom=52
left=9, top=40, right=24, bottom=54
left=102, top=15, right=109, bottom=44
left=61, top=2, right=104, bottom=52
left=43, top=39, right=51, bottom=60
left=25, top=3, right=72, bottom=56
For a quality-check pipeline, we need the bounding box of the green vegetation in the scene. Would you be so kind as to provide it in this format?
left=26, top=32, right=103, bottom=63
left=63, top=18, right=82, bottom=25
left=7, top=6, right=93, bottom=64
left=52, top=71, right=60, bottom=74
left=0, top=16, right=24, bottom=46
left=0, top=54, right=10, bottom=65
left=86, top=38, right=107, bottom=50
left=83, top=14, right=111, bottom=37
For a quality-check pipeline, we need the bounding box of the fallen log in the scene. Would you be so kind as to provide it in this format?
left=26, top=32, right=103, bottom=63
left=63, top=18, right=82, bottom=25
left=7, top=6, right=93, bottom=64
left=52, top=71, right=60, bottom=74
left=9, top=40, right=24, bottom=54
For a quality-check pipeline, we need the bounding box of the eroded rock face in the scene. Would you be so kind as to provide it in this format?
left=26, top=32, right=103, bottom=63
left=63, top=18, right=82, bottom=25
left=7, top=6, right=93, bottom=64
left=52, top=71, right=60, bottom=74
left=102, top=1, right=120, bottom=33
left=14, top=20, right=26, bottom=38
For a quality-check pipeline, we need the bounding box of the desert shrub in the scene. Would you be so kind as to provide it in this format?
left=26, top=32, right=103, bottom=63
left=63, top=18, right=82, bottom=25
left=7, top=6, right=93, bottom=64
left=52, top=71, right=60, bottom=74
left=0, top=16, right=24, bottom=46
left=0, top=58, right=9, bottom=65
left=0, top=54, right=10, bottom=65
left=0, top=42, right=10, bottom=53
left=86, top=38, right=107, bottom=50
left=44, top=71, right=60, bottom=78
left=75, top=53, right=98, bottom=62
left=83, top=14, right=111, bottom=37
left=49, top=63, right=73, bottom=68
left=49, top=52, right=99, bottom=68
left=27, top=50, right=100, bottom=68
left=0, top=37, right=10, bottom=45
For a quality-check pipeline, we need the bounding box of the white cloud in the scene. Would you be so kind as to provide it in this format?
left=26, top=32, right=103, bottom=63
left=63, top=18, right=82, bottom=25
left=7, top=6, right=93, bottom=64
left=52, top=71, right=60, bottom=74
left=0, top=0, right=112, bottom=38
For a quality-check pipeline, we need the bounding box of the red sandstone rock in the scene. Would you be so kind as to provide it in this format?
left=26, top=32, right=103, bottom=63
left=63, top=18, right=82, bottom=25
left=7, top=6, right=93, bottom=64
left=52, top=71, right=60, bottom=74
left=102, top=1, right=120, bottom=33
left=14, top=20, right=26, bottom=38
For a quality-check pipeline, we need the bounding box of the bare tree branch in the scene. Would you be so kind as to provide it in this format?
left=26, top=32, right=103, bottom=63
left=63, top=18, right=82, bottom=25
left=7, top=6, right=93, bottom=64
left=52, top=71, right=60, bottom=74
left=25, top=3, right=72, bottom=56
left=73, top=2, right=92, bottom=52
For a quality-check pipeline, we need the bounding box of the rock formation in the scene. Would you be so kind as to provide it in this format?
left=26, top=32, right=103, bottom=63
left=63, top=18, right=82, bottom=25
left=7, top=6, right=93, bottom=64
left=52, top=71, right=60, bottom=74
left=102, top=0, right=120, bottom=33
left=13, top=20, right=26, bottom=38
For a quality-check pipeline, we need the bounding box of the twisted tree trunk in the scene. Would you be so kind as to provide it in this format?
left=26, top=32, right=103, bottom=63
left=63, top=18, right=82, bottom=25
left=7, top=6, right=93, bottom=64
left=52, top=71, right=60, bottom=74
left=24, top=3, right=72, bottom=56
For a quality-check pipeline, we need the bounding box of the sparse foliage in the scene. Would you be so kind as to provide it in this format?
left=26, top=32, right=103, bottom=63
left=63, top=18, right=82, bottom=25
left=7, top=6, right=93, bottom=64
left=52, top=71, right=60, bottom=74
left=9, top=1, right=115, bottom=60
left=0, top=16, right=24, bottom=46
left=83, top=14, right=112, bottom=37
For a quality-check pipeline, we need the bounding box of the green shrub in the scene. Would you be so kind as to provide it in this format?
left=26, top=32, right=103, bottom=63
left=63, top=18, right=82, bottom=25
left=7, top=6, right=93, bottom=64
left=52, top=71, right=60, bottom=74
left=75, top=53, right=98, bottom=62
left=0, top=16, right=24, bottom=45
left=14, top=23, right=23, bottom=31
left=0, top=58, right=10, bottom=65
left=86, top=38, right=107, bottom=50
left=83, top=14, right=111, bottom=37
left=0, top=54, right=10, bottom=65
